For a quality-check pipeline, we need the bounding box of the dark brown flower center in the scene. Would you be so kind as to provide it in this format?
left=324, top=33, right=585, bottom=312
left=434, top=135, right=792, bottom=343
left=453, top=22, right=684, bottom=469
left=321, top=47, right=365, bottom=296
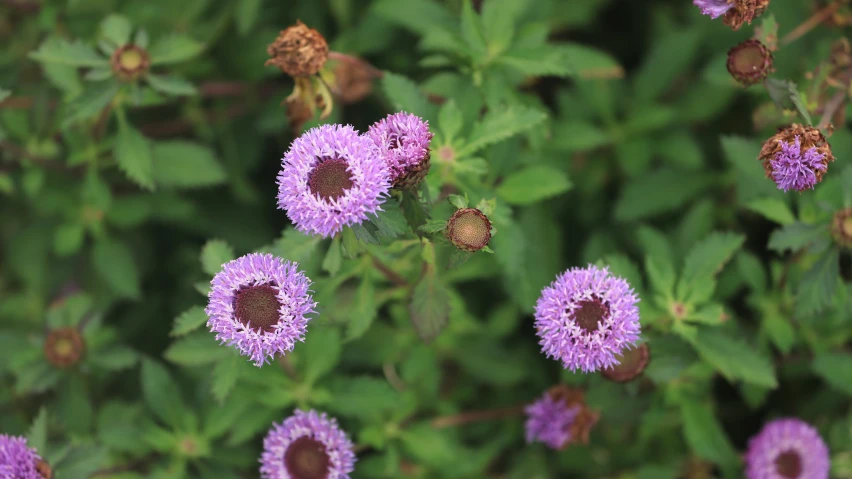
left=774, top=450, right=803, bottom=479
left=44, top=327, right=85, bottom=368
left=284, top=436, right=330, bottom=479
left=574, top=297, right=610, bottom=334
left=233, top=284, right=282, bottom=333
left=308, top=158, right=354, bottom=201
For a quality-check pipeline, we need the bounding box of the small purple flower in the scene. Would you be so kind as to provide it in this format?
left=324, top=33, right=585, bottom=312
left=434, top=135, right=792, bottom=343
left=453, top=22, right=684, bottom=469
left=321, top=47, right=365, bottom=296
left=769, top=137, right=828, bottom=192
left=261, top=409, right=356, bottom=479
left=0, top=435, right=44, bottom=479
left=534, top=265, right=641, bottom=372
left=745, top=418, right=830, bottom=479
left=366, top=112, right=434, bottom=188
left=694, top=0, right=734, bottom=18
left=525, top=393, right=580, bottom=449
left=206, top=253, right=316, bottom=366
left=277, top=124, right=391, bottom=238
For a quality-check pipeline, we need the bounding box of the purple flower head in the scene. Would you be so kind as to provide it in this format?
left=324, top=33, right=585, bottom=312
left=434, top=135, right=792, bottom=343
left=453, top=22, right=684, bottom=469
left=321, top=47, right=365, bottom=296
left=277, top=124, right=391, bottom=238
left=769, top=137, right=828, bottom=192
left=525, top=393, right=580, bottom=449
left=206, top=253, right=316, bottom=366
left=0, top=435, right=44, bottom=479
left=366, top=112, right=434, bottom=188
left=694, top=0, right=734, bottom=18
left=261, top=409, right=356, bottom=479
left=534, top=265, right=641, bottom=372
left=745, top=418, right=830, bottom=479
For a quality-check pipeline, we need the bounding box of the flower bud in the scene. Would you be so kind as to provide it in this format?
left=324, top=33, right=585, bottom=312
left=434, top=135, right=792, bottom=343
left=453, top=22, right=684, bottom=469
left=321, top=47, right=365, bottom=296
left=110, top=44, right=150, bottom=81
left=727, top=39, right=773, bottom=86
left=601, top=343, right=650, bottom=383
left=446, top=208, right=492, bottom=252
left=36, top=459, right=53, bottom=479
left=265, top=21, right=329, bottom=77
left=758, top=124, right=835, bottom=192
left=43, top=327, right=85, bottom=368
left=832, top=208, right=852, bottom=248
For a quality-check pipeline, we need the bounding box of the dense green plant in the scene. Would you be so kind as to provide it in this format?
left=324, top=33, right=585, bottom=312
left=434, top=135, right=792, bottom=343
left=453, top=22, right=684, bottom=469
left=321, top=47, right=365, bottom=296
left=1, top=0, right=851, bottom=478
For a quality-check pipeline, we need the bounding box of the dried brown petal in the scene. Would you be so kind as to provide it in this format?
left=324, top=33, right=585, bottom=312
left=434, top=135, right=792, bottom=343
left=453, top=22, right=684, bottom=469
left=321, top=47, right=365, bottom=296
left=265, top=21, right=329, bottom=77
left=723, top=0, right=771, bottom=31
left=546, top=385, right=600, bottom=448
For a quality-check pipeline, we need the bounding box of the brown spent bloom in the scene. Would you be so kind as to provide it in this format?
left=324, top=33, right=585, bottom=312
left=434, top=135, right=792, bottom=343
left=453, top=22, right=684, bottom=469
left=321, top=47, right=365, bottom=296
left=727, top=39, right=774, bottom=86
left=546, top=385, right=600, bottom=447
left=332, top=60, right=374, bottom=105
left=832, top=208, right=852, bottom=248
left=285, top=95, right=313, bottom=135
left=446, top=208, right=492, bottom=252
left=724, top=0, right=771, bottom=31
left=394, top=152, right=431, bottom=190
left=265, top=21, right=329, bottom=77
left=601, top=343, right=650, bottom=383
left=758, top=124, right=835, bottom=185
left=36, top=460, right=53, bottom=479
left=110, top=44, right=150, bottom=81
left=44, top=327, right=85, bottom=368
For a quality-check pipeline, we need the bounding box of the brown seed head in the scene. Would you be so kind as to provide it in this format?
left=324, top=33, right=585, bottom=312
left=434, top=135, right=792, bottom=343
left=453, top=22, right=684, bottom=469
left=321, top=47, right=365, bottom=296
left=601, top=343, right=650, bottom=383
left=110, top=44, right=150, bottom=81
left=265, top=21, right=329, bottom=77
left=727, top=39, right=773, bottom=86
left=284, top=436, right=331, bottom=479
left=446, top=208, right=492, bottom=252
left=546, top=385, right=600, bottom=448
left=393, top=151, right=431, bottom=190
left=234, top=284, right=283, bottom=333
left=775, top=450, right=803, bottom=479
left=308, top=158, right=354, bottom=201
left=832, top=208, right=852, bottom=248
left=44, top=327, right=85, bottom=368
left=758, top=124, right=835, bottom=184
left=36, top=460, right=53, bottom=479
left=723, top=0, right=771, bottom=31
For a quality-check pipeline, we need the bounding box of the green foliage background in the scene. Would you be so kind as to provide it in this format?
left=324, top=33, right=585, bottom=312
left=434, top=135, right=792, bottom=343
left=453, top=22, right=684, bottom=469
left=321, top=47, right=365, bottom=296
left=1, top=0, right=851, bottom=478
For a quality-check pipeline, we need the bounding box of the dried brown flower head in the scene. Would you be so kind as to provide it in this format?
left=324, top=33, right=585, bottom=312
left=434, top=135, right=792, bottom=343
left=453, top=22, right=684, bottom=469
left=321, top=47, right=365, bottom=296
left=446, top=208, right=492, bottom=252
left=36, top=459, right=53, bottom=479
left=43, top=327, right=85, bottom=368
left=110, top=44, right=150, bottom=81
left=546, top=385, right=600, bottom=447
left=758, top=124, right=835, bottom=191
left=601, top=342, right=650, bottom=383
left=332, top=60, right=374, bottom=105
left=724, top=0, right=771, bottom=31
left=727, top=39, right=773, bottom=86
left=265, top=21, right=329, bottom=77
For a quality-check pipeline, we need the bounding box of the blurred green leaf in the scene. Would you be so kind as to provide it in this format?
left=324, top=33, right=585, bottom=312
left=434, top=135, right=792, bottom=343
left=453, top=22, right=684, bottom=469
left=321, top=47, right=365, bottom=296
left=235, top=0, right=263, bottom=35
left=151, top=141, right=226, bottom=188
left=165, top=332, right=229, bottom=366
left=795, top=248, right=840, bottom=316
left=149, top=34, right=204, bottom=65
left=381, top=72, right=437, bottom=121
left=457, top=106, right=547, bottom=157
left=146, top=74, right=197, bottom=96
left=211, top=355, right=241, bottom=403
left=171, top=306, right=209, bottom=338
left=768, top=222, right=829, bottom=253
left=812, top=353, right=852, bottom=396
left=680, top=398, right=739, bottom=468
left=141, top=359, right=185, bottom=427
left=680, top=326, right=777, bottom=388
left=348, top=274, right=378, bottom=339
left=116, top=119, right=155, bottom=190
left=745, top=197, right=795, bottom=225
left=302, top=327, right=342, bottom=384
left=92, top=237, right=141, bottom=299
left=410, top=268, right=450, bottom=342
left=615, top=169, right=711, bottom=221
left=27, top=408, right=48, bottom=453
left=496, top=165, right=572, bottom=205
left=29, top=38, right=108, bottom=67
left=100, top=14, right=133, bottom=47
left=200, top=239, right=235, bottom=276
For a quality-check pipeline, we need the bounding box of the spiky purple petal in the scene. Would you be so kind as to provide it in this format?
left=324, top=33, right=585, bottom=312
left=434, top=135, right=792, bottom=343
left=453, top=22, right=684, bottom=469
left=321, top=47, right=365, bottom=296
left=694, top=0, right=734, bottom=18
left=524, top=393, right=579, bottom=450
left=0, top=435, right=42, bottom=479
left=745, top=418, right=830, bottom=479
left=366, top=112, right=433, bottom=183
left=534, top=265, right=641, bottom=372
left=277, top=124, right=391, bottom=238
left=261, top=409, right=356, bottom=479
left=206, top=253, right=316, bottom=366
left=770, top=137, right=828, bottom=192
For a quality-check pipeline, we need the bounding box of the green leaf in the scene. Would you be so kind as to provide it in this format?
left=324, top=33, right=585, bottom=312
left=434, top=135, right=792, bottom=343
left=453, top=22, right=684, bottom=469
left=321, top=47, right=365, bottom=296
left=235, top=0, right=263, bottom=35
left=171, top=306, right=209, bottom=337
left=372, top=207, right=409, bottom=240
left=680, top=326, right=777, bottom=388
left=43, top=63, right=84, bottom=98
left=372, top=0, right=455, bottom=36
left=322, top=237, right=343, bottom=276
left=116, top=119, right=155, bottom=190
left=89, top=345, right=139, bottom=371
left=100, top=14, right=133, bottom=46
left=410, top=268, right=451, bottom=342
left=327, top=377, right=399, bottom=420
left=457, top=106, right=547, bottom=157
left=29, top=37, right=109, bottom=67
left=460, top=0, right=486, bottom=55
left=496, top=165, right=572, bottom=205
left=765, top=78, right=812, bottom=125
left=0, top=87, right=10, bottom=102
left=211, top=355, right=241, bottom=403
left=552, top=121, right=610, bottom=152
left=677, top=232, right=745, bottom=299
left=141, top=359, right=185, bottom=427
left=54, top=223, right=85, bottom=257
left=615, top=169, right=712, bottom=221
left=634, top=29, right=700, bottom=104
left=263, top=229, right=322, bottom=265
left=351, top=221, right=381, bottom=245
left=768, top=222, right=828, bottom=253
left=481, top=0, right=526, bottom=55
left=447, top=194, right=469, bottom=209
left=27, top=408, right=48, bottom=453
left=745, top=197, right=795, bottom=225
left=795, top=248, right=840, bottom=316
left=401, top=189, right=429, bottom=232
left=58, top=377, right=94, bottom=435
left=812, top=352, right=852, bottom=396
left=419, top=219, right=447, bottom=234
left=146, top=74, right=197, bottom=96
left=302, top=327, right=342, bottom=384
left=601, top=254, right=643, bottom=293
left=200, top=239, right=235, bottom=276
left=62, top=81, right=119, bottom=128
left=151, top=141, right=226, bottom=188
left=149, top=34, right=204, bottom=65
left=381, top=72, right=436, bottom=121
left=680, top=398, right=739, bottom=467
left=438, top=99, right=463, bottom=142
left=92, top=237, right=141, bottom=299
left=347, top=274, right=378, bottom=339
left=164, top=332, right=229, bottom=366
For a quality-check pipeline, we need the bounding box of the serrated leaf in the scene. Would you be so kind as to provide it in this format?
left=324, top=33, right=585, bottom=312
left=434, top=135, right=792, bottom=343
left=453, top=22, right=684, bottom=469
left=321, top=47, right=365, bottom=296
left=62, top=81, right=119, bottom=128
left=141, top=359, right=185, bottom=427
left=322, top=237, right=343, bottom=276
left=146, top=74, right=197, bottom=96
left=27, top=408, right=48, bottom=453
left=302, top=327, right=342, bottom=384
left=679, top=232, right=745, bottom=288
left=419, top=219, right=447, bottom=234
left=447, top=194, right=469, bottom=209
left=236, top=0, right=263, bottom=35
left=812, top=352, right=852, bottom=396
left=200, top=240, right=235, bottom=276
left=100, top=14, right=132, bottom=46
left=680, top=398, right=739, bottom=467
left=680, top=326, right=777, bottom=388
left=460, top=0, right=486, bottom=55
left=164, top=332, right=228, bottom=366
left=401, top=189, right=428, bottom=232
left=795, top=248, right=840, bottom=316
left=496, top=165, right=571, bottom=205
left=29, top=37, right=108, bottom=67
left=151, top=141, right=226, bottom=188
left=381, top=72, right=436, bottom=121
left=438, top=99, right=463, bottom=142
left=615, top=169, right=711, bottom=221
left=372, top=206, right=409, bottom=240
left=92, top=237, right=141, bottom=299
left=211, top=355, right=240, bottom=403
left=500, top=43, right=622, bottom=79
left=171, top=306, right=208, bottom=337
left=116, top=120, right=154, bottom=190
left=765, top=79, right=812, bottom=125
left=457, top=106, right=547, bottom=157
left=745, top=197, right=795, bottom=225
left=351, top=221, right=381, bottom=245
left=768, top=222, right=828, bottom=253
left=263, top=228, right=321, bottom=265
left=149, top=34, right=204, bottom=65
left=327, top=377, right=399, bottom=420
left=601, top=254, right=643, bottom=293
left=410, top=268, right=450, bottom=342
left=347, top=274, right=377, bottom=339
left=372, top=0, right=455, bottom=36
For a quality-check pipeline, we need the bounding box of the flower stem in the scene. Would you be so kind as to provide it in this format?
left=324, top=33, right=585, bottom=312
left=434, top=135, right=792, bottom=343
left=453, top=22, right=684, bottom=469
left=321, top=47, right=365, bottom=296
left=430, top=404, right=526, bottom=429
left=781, top=1, right=845, bottom=46
left=817, top=89, right=847, bottom=132
left=371, top=256, right=408, bottom=287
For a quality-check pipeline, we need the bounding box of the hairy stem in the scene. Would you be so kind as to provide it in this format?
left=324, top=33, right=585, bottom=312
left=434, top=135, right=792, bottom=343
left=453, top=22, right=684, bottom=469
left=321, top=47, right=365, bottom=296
left=430, top=404, right=526, bottom=429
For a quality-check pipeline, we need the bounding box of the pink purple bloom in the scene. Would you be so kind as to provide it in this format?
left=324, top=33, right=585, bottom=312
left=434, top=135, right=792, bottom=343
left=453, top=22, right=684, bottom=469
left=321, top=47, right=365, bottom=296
left=534, top=265, right=641, bottom=372
left=0, top=435, right=43, bottom=479
left=366, top=112, right=433, bottom=188
left=525, top=393, right=580, bottom=449
left=261, top=409, right=356, bottom=479
left=277, top=124, right=391, bottom=238
left=745, top=418, right=829, bottom=479
left=694, top=0, right=734, bottom=18
left=206, top=253, right=316, bottom=366
left=769, top=137, right=828, bottom=192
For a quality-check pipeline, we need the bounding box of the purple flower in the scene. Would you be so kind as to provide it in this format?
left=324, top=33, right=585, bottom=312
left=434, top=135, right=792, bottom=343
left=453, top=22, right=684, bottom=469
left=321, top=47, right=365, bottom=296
left=206, top=253, right=316, bottom=366
left=0, top=435, right=43, bottom=479
left=694, top=0, right=734, bottom=18
left=277, top=124, right=391, bottom=238
left=534, top=265, right=641, bottom=372
left=261, top=409, right=356, bottom=479
left=745, top=418, right=830, bottom=479
left=769, top=137, right=828, bottom=192
left=366, top=112, right=434, bottom=188
left=525, top=393, right=580, bottom=449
